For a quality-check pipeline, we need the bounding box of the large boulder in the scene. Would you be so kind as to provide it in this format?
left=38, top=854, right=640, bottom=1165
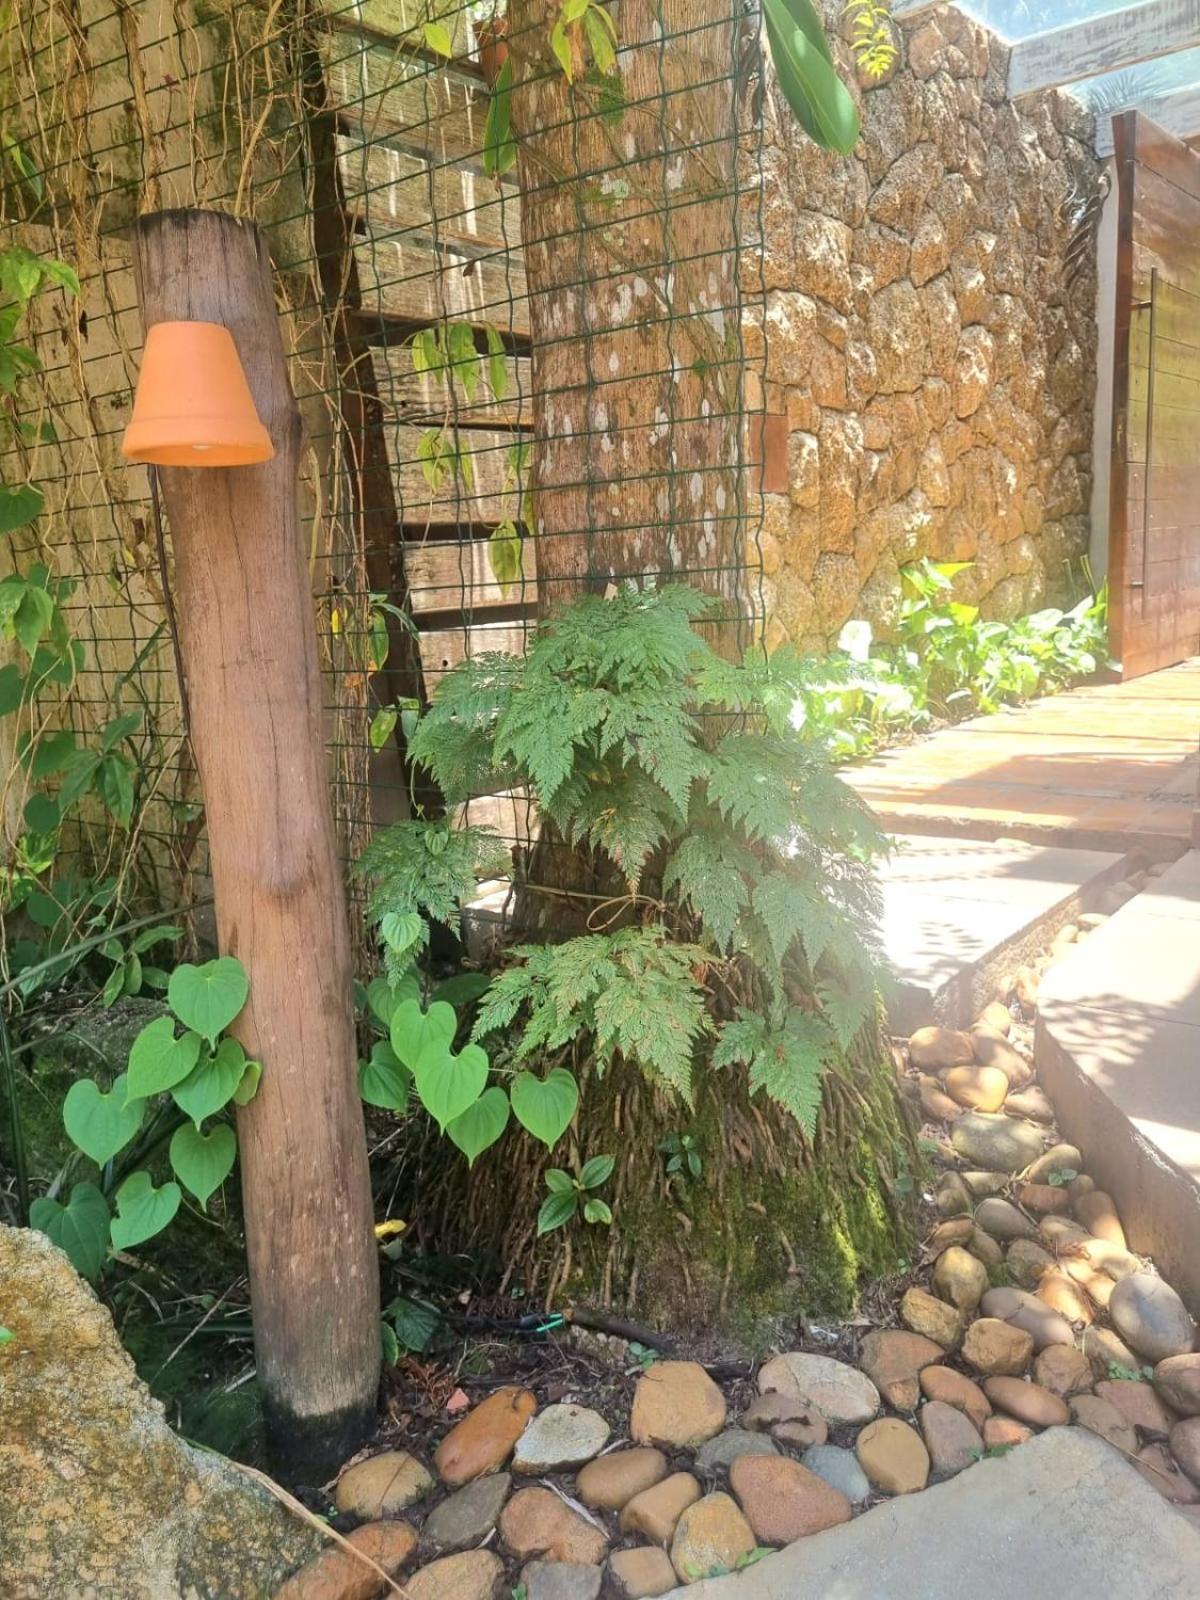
left=0, top=1226, right=320, bottom=1598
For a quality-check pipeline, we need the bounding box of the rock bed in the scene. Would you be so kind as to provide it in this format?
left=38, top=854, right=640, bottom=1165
left=278, top=865, right=1200, bottom=1600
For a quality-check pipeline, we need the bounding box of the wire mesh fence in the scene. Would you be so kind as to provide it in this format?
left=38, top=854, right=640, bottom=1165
left=0, top=0, right=770, bottom=933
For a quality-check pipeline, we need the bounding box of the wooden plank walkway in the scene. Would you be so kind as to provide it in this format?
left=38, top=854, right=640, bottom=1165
left=846, top=657, right=1200, bottom=853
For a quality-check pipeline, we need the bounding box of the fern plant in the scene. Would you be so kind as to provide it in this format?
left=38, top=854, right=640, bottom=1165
left=360, top=585, right=886, bottom=1153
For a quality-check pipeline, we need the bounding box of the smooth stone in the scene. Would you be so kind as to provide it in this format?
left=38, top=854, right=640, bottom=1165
left=757, top=1352, right=880, bottom=1425
left=942, top=1065, right=1010, bottom=1113
left=620, top=1472, right=702, bottom=1546
left=859, top=1328, right=944, bottom=1410
left=919, top=1366, right=991, bottom=1430
left=950, top=1113, right=1044, bottom=1174
left=1025, top=1144, right=1083, bottom=1185
left=966, top=1227, right=1005, bottom=1270
left=983, top=1416, right=1032, bottom=1450
left=961, top=1170, right=1010, bottom=1197
left=1033, top=1346, right=1093, bottom=1398
left=932, top=1246, right=989, bottom=1312
left=1013, top=966, right=1040, bottom=1012
left=1005, top=1087, right=1055, bottom=1123
left=1073, top=1190, right=1126, bottom=1246
left=631, top=1361, right=727, bottom=1449
left=729, top=1453, right=851, bottom=1544
left=1109, top=1274, right=1198, bottom=1363
left=1096, top=1379, right=1177, bottom=1440
left=970, top=1033, right=1033, bottom=1087
left=981, top=1287, right=1073, bottom=1351
left=909, top=1025, right=975, bottom=1071
left=855, top=1417, right=930, bottom=1495
left=962, top=1318, right=1034, bottom=1377
left=1155, top=1355, right=1200, bottom=1418
left=1070, top=1395, right=1138, bottom=1455
left=669, top=1492, right=756, bottom=1585
left=421, top=1474, right=511, bottom=1554
left=1068, top=1174, right=1096, bottom=1203
left=1007, top=1239, right=1056, bottom=1288
left=1037, top=1269, right=1094, bottom=1326
left=607, top=1546, right=679, bottom=1599
left=514, top=1405, right=610, bottom=1474
left=1082, top=1326, right=1141, bottom=1378
left=975, top=1002, right=1012, bottom=1036
left=276, top=1522, right=418, bottom=1600
left=935, top=1171, right=973, bottom=1217
left=1077, top=1236, right=1142, bottom=1281
left=927, top=1217, right=974, bottom=1251
left=521, top=1563, right=602, bottom=1600
left=801, top=1444, right=871, bottom=1505
left=899, top=1285, right=963, bottom=1350
left=773, top=1414, right=829, bottom=1449
left=435, top=1387, right=537, bottom=1487
left=974, top=1198, right=1037, bottom=1242
left=499, top=1488, right=608, bottom=1565
left=1134, top=1443, right=1200, bottom=1505
left=1016, top=1183, right=1070, bottom=1215
left=1063, top=1261, right=1115, bottom=1309
left=577, top=1449, right=668, bottom=1513
left=982, top=1377, right=1069, bottom=1428
left=921, top=1075, right=964, bottom=1122
left=404, top=1550, right=505, bottom=1600
left=694, top=1428, right=778, bottom=1474
left=333, top=1451, right=435, bottom=1518
left=741, top=1391, right=812, bottom=1432
left=920, top=1399, right=983, bottom=1479
left=1172, top=1418, right=1200, bottom=1486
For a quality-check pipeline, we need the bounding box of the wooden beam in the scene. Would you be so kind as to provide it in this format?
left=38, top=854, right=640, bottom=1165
left=1009, top=0, right=1200, bottom=100
left=1096, top=87, right=1200, bottom=157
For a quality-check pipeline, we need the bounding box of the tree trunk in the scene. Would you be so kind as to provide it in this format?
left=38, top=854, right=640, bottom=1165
left=132, top=209, right=379, bottom=1481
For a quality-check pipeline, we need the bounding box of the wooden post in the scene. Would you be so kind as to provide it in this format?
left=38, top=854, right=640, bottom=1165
left=131, top=209, right=379, bottom=1478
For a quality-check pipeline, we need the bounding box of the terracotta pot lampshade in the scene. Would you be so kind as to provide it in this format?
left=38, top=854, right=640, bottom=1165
left=122, top=320, right=274, bottom=467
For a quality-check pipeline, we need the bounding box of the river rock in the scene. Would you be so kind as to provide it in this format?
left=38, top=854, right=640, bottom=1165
left=1033, top=1345, right=1093, bottom=1398
left=970, top=1034, right=1033, bottom=1087
left=335, top=1451, right=435, bottom=1518
left=1070, top=1394, right=1138, bottom=1454
left=500, top=1488, right=608, bottom=1565
left=859, top=1328, right=943, bottom=1410
left=1063, top=1260, right=1115, bottom=1309
left=514, top=1404, right=610, bottom=1474
left=435, top=1387, right=538, bottom=1486
left=919, top=1399, right=982, bottom=1479
left=695, top=1428, right=778, bottom=1474
left=855, top=1417, right=930, bottom=1494
left=405, top=1550, right=505, bottom=1600
left=974, top=1198, right=1037, bottom=1242
left=1155, top=1355, right=1200, bottom=1417
left=801, top=1445, right=871, bottom=1505
left=669, top=1492, right=756, bottom=1585
left=1068, top=1173, right=1096, bottom=1203
left=909, top=1026, right=975, bottom=1071
left=0, top=1227, right=321, bottom=1598
left=919, top=1366, right=991, bottom=1428
left=742, top=1390, right=816, bottom=1433
left=757, top=1352, right=880, bottom=1424
left=277, top=1522, right=418, bottom=1600
left=927, top=1216, right=974, bottom=1251
left=981, top=1286, right=1073, bottom=1351
left=620, top=1472, right=702, bottom=1546
left=631, top=1361, right=727, bottom=1449
left=1007, top=1239, right=1055, bottom=1288
left=932, top=1246, right=989, bottom=1312
left=982, top=1377, right=1069, bottom=1428
left=899, top=1285, right=963, bottom=1349
left=1082, top=1325, right=1141, bottom=1378
left=1073, top=1190, right=1126, bottom=1246
left=1015, top=1183, right=1070, bottom=1216
left=961, top=1170, right=1010, bottom=1197
left=942, top=1065, right=1009, bottom=1112
left=934, top=1171, right=973, bottom=1216
left=522, top=1562, right=603, bottom=1600
left=1005, top=1087, right=1055, bottom=1123
left=577, top=1448, right=667, bottom=1512
left=1133, top=1443, right=1200, bottom=1505
left=1037, top=1269, right=1094, bottom=1326
left=966, top=1226, right=1005, bottom=1269
left=1025, top=1143, right=1083, bottom=1185
left=983, top=1417, right=1032, bottom=1450
left=950, top=1112, right=1044, bottom=1173
left=975, top=1002, right=1012, bottom=1036
left=421, top=1474, right=511, bottom=1555
left=920, top=1075, right=964, bottom=1122
left=962, top=1317, right=1034, bottom=1376
left=1109, top=1274, right=1198, bottom=1362
left=729, top=1453, right=851, bottom=1544
left=1095, top=1379, right=1177, bottom=1440
left=1172, top=1418, right=1200, bottom=1486
left=608, top=1545, right=679, bottom=1599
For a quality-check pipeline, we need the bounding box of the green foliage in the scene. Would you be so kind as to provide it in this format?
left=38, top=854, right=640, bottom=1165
left=845, top=0, right=898, bottom=81
left=763, top=0, right=861, bottom=155
left=355, top=820, right=510, bottom=933
left=536, top=1152, right=615, bottom=1235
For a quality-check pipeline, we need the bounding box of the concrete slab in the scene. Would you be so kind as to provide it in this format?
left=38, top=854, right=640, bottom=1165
left=1037, top=850, right=1200, bottom=1313
left=663, top=1428, right=1200, bottom=1599
left=880, top=834, right=1124, bottom=1032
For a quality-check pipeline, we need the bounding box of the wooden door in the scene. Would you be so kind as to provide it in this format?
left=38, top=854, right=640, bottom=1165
left=1110, top=109, right=1200, bottom=677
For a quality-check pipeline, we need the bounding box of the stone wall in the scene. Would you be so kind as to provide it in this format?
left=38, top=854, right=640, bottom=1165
left=748, top=4, right=1101, bottom=650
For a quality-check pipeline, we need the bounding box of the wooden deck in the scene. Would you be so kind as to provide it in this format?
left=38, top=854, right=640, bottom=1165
left=846, top=658, right=1200, bottom=853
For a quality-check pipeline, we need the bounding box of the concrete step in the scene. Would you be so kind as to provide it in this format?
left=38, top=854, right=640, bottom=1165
left=880, top=834, right=1126, bottom=1033
left=1037, top=848, right=1200, bottom=1314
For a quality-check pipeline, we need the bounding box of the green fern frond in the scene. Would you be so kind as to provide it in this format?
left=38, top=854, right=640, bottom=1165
left=355, top=822, right=509, bottom=928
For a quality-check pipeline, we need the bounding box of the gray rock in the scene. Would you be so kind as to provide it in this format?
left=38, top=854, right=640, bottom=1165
left=1109, top=1274, right=1198, bottom=1363
left=1025, top=1144, right=1083, bottom=1185
left=757, top=1352, right=880, bottom=1424
left=695, top=1427, right=779, bottom=1473
left=421, top=1472, right=511, bottom=1554
left=0, top=1226, right=319, bottom=1597
left=974, top=1198, right=1037, bottom=1241
left=522, top=1560, right=603, bottom=1600
left=961, top=1171, right=1010, bottom=1198
left=801, top=1444, right=872, bottom=1505
left=514, top=1404, right=610, bottom=1474
left=981, top=1287, right=1074, bottom=1351
left=950, top=1113, right=1045, bottom=1173
left=935, top=1171, right=973, bottom=1216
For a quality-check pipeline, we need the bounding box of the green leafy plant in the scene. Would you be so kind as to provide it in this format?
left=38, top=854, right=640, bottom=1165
left=536, top=1153, right=615, bottom=1235
left=845, top=0, right=897, bottom=82
left=763, top=0, right=860, bottom=155
left=659, top=1130, right=702, bottom=1181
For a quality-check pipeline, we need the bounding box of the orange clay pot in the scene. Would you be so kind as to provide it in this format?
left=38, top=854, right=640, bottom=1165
left=122, top=320, right=274, bottom=467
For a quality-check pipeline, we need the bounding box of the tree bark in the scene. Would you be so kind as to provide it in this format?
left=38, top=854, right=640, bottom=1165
left=132, top=209, right=379, bottom=1481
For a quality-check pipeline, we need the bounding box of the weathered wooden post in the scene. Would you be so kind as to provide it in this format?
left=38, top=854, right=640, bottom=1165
left=129, top=209, right=379, bottom=1477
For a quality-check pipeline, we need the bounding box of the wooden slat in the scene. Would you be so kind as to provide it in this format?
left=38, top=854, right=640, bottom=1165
left=355, top=231, right=529, bottom=335
left=371, top=343, right=531, bottom=428
left=419, top=619, right=531, bottom=684
left=1010, top=0, right=1200, bottom=100
left=336, top=132, right=521, bottom=256
left=385, top=422, right=521, bottom=525
left=321, top=34, right=488, bottom=163
left=1098, top=87, right=1200, bottom=160
left=317, top=0, right=472, bottom=51
left=404, top=536, right=537, bottom=613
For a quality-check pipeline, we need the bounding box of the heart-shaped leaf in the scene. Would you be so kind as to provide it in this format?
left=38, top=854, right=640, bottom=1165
left=511, top=1068, right=579, bottom=1148
left=171, top=1038, right=247, bottom=1127
left=447, top=1085, right=509, bottom=1166
left=29, top=1182, right=110, bottom=1279
left=358, top=1040, right=411, bottom=1111
left=169, top=1123, right=237, bottom=1208
left=390, top=998, right=456, bottom=1072
left=167, top=957, right=248, bottom=1043
left=232, top=1060, right=262, bottom=1106
left=126, top=1017, right=202, bottom=1101
left=413, top=1041, right=489, bottom=1132
left=536, top=1189, right=578, bottom=1235
left=63, top=1075, right=145, bottom=1165
left=109, top=1170, right=181, bottom=1250
left=366, top=973, right=420, bottom=1029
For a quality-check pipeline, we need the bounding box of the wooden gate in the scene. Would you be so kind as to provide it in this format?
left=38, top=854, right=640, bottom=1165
left=1110, top=109, right=1200, bottom=677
